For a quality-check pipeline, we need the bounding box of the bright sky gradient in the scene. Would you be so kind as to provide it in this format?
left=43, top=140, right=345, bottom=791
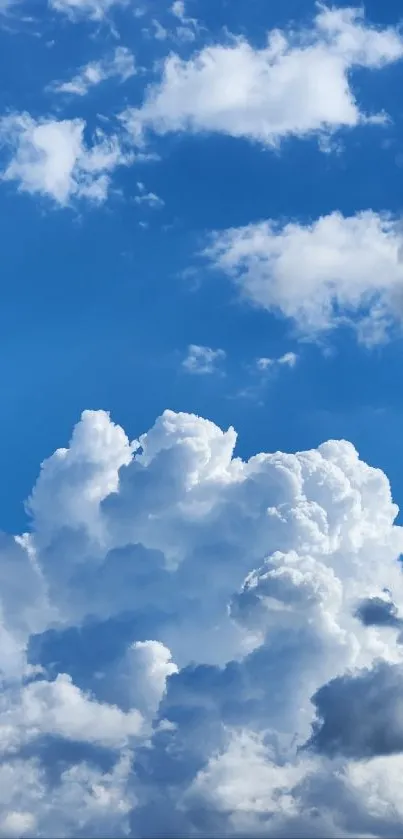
left=1, top=0, right=403, bottom=836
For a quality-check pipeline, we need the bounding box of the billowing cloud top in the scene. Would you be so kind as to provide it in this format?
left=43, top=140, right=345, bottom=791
left=1, top=407, right=403, bottom=836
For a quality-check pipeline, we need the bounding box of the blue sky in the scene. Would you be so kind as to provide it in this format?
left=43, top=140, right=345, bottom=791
left=2, top=1, right=403, bottom=836
left=0, top=0, right=403, bottom=534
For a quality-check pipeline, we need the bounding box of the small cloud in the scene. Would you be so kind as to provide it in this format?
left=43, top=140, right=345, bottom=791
left=176, top=25, right=196, bottom=42
left=256, top=352, right=298, bottom=371
left=51, top=47, right=136, bottom=97
left=235, top=351, right=298, bottom=402
left=134, top=188, right=164, bottom=209
left=170, top=0, right=198, bottom=42
left=256, top=357, right=274, bottom=372
left=152, top=19, right=168, bottom=41
left=0, top=113, right=132, bottom=206
left=170, top=0, right=185, bottom=19
left=182, top=344, right=226, bottom=375
left=279, top=351, right=298, bottom=367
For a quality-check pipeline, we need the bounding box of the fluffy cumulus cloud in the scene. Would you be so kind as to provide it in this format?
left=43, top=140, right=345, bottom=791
left=0, top=673, right=144, bottom=753
left=0, top=114, right=132, bottom=206
left=123, top=6, right=403, bottom=149
left=205, top=210, right=403, bottom=344
left=1, top=407, right=403, bottom=834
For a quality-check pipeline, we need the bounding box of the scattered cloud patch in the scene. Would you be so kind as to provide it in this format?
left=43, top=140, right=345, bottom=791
left=49, top=0, right=128, bottom=21
left=170, top=0, right=198, bottom=42
left=205, top=210, right=403, bottom=344
left=235, top=351, right=298, bottom=401
left=0, top=114, right=132, bottom=206
left=51, top=47, right=136, bottom=97
left=123, top=6, right=403, bottom=149
left=170, top=0, right=186, bottom=19
left=134, top=181, right=164, bottom=208
left=256, top=351, right=298, bottom=370
left=151, top=18, right=168, bottom=41
left=182, top=344, right=226, bottom=374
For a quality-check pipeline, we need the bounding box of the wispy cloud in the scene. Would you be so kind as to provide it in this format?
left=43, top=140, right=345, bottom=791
left=170, top=0, right=199, bottom=42
left=256, top=352, right=298, bottom=370
left=134, top=181, right=164, bottom=208
left=182, top=344, right=226, bottom=374
left=49, top=0, right=128, bottom=21
left=51, top=47, right=136, bottom=97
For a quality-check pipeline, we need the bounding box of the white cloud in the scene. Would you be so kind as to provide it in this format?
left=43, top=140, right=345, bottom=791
left=134, top=188, right=164, bottom=208
left=185, top=729, right=310, bottom=822
left=1, top=407, right=403, bottom=833
left=170, top=0, right=186, bottom=19
left=0, top=114, right=132, bottom=206
left=170, top=0, right=198, bottom=42
left=151, top=19, right=168, bottom=41
left=123, top=6, right=403, bottom=149
left=257, top=351, right=298, bottom=370
left=0, top=810, right=36, bottom=838
left=52, top=47, right=136, bottom=96
left=23, top=407, right=403, bottom=674
left=182, top=344, right=226, bottom=374
left=115, top=640, right=178, bottom=717
left=49, top=0, right=128, bottom=21
left=26, top=408, right=134, bottom=543
left=205, top=210, right=403, bottom=344
left=0, top=753, right=133, bottom=838
left=0, top=674, right=144, bottom=756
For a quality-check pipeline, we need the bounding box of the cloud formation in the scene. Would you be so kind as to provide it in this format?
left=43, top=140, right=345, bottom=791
left=182, top=344, right=226, bottom=374
left=49, top=0, right=128, bottom=21
left=256, top=351, right=298, bottom=370
left=123, top=6, right=403, bottom=149
left=204, top=210, right=403, bottom=343
left=135, top=181, right=164, bottom=208
left=308, top=662, right=403, bottom=759
left=0, top=114, right=132, bottom=205
left=51, top=47, right=136, bottom=96
left=0, top=408, right=403, bottom=834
